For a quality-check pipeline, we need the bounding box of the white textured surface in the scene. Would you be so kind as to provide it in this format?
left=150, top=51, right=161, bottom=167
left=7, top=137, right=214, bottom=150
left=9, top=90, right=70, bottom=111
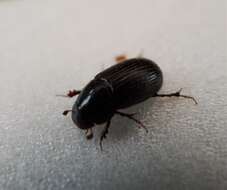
left=0, top=0, right=226, bottom=190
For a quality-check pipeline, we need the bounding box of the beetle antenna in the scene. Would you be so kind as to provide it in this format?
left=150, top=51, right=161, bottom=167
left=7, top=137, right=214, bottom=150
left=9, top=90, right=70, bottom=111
left=115, top=111, right=148, bottom=133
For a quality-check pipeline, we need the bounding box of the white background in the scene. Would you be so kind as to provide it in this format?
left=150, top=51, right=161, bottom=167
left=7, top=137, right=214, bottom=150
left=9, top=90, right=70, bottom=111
left=0, top=0, right=226, bottom=189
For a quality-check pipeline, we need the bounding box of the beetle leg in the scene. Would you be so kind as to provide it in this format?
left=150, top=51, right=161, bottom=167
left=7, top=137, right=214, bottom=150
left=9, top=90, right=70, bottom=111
left=62, top=110, right=76, bottom=116
left=137, top=49, right=144, bottom=58
left=85, top=128, right=93, bottom=140
left=115, top=111, right=148, bottom=133
left=62, top=110, right=71, bottom=115
left=155, top=88, right=198, bottom=104
left=99, top=119, right=111, bottom=151
left=56, top=89, right=81, bottom=98
left=115, top=54, right=128, bottom=64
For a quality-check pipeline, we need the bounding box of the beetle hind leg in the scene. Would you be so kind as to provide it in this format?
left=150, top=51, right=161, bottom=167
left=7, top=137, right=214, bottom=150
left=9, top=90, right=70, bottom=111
left=155, top=88, right=198, bottom=104
left=115, top=54, right=128, bottom=64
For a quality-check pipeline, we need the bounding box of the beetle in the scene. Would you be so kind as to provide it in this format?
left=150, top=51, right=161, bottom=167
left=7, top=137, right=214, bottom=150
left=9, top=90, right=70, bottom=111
left=59, top=56, right=197, bottom=150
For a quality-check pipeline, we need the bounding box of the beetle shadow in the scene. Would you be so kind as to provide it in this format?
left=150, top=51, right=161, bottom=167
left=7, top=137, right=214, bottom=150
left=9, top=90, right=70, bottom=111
left=94, top=98, right=156, bottom=143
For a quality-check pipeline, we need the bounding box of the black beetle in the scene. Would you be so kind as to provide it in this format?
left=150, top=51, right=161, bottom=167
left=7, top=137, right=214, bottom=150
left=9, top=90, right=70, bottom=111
left=59, top=56, right=197, bottom=149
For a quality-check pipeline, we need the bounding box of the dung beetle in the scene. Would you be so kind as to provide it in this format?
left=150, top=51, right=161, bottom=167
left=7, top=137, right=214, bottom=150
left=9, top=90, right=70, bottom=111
left=59, top=55, right=197, bottom=150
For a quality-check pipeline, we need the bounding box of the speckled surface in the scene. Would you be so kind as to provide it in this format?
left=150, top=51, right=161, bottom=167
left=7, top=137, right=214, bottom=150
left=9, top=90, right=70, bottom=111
left=0, top=0, right=226, bottom=190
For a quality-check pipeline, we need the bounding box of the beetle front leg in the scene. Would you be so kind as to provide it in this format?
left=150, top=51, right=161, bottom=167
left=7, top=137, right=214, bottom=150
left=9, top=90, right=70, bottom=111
left=154, top=88, right=198, bottom=104
left=62, top=110, right=73, bottom=115
left=99, top=119, right=111, bottom=151
left=85, top=128, right=93, bottom=140
left=56, top=89, right=81, bottom=98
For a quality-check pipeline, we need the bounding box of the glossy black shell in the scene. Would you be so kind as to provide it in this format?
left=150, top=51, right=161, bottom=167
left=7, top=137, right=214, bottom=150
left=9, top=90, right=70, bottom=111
left=72, top=58, right=163, bottom=129
left=95, top=58, right=163, bottom=109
